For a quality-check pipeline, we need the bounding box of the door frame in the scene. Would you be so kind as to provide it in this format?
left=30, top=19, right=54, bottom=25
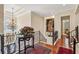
left=61, top=15, right=70, bottom=39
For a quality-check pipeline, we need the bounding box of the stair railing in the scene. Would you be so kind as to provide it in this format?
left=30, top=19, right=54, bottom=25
left=69, top=26, right=79, bottom=54
left=34, top=31, right=47, bottom=44
left=0, top=34, right=4, bottom=54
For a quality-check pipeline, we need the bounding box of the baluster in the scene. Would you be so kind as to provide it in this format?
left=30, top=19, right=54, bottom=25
left=1, top=34, right=4, bottom=54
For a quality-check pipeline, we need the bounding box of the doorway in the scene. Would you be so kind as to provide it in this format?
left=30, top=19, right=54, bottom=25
left=61, top=16, right=70, bottom=37
left=61, top=16, right=70, bottom=48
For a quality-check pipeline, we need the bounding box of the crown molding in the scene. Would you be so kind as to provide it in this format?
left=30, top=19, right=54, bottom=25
left=15, top=10, right=31, bottom=17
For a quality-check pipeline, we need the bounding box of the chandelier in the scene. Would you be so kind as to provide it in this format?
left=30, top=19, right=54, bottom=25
left=8, top=8, right=16, bottom=33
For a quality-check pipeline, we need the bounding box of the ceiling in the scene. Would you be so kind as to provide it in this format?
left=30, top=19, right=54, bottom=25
left=5, top=4, right=76, bottom=17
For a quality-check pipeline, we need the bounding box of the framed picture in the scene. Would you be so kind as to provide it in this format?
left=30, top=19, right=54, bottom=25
left=46, top=19, right=54, bottom=32
left=46, top=19, right=54, bottom=37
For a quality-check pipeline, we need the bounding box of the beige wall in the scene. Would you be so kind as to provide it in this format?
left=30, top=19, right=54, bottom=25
left=0, top=4, right=4, bottom=33
left=17, top=11, right=44, bottom=33
left=31, top=12, right=44, bottom=33
left=75, top=13, right=79, bottom=26
left=16, top=11, right=31, bottom=31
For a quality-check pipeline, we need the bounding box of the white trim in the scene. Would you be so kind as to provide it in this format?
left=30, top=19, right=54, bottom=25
left=16, top=10, right=31, bottom=17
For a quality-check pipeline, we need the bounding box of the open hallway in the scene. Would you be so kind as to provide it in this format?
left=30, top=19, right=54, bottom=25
left=0, top=4, right=79, bottom=54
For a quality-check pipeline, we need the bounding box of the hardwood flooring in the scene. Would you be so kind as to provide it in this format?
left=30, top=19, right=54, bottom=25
left=40, top=39, right=64, bottom=54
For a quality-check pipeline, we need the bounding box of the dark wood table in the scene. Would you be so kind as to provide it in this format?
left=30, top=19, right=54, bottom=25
left=18, top=35, right=34, bottom=54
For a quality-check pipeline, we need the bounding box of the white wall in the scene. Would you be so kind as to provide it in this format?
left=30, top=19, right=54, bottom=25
left=16, top=11, right=31, bottom=31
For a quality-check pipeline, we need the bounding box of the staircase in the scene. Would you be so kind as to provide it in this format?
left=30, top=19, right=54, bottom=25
left=53, top=26, right=79, bottom=54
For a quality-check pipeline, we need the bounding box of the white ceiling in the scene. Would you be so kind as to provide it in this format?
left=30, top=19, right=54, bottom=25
left=5, top=4, right=76, bottom=17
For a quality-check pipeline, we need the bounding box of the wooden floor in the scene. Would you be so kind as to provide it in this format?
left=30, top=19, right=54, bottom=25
left=40, top=39, right=64, bottom=54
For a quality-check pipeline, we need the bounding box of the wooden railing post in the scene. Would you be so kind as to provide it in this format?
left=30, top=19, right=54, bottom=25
left=73, top=38, right=76, bottom=54
left=52, top=31, right=54, bottom=45
left=1, top=34, right=4, bottom=54
left=39, top=31, right=40, bottom=44
left=76, top=26, right=78, bottom=42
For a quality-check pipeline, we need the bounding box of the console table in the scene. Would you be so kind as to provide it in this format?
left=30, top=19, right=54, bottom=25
left=18, top=35, right=34, bottom=54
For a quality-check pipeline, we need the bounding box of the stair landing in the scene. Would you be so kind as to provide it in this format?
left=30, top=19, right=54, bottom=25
left=40, top=39, right=64, bottom=54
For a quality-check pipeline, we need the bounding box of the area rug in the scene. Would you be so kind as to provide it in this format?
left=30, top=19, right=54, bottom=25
left=20, top=44, right=51, bottom=54
left=57, top=47, right=73, bottom=54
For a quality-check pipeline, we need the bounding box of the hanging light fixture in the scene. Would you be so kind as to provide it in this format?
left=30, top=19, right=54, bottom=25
left=8, top=8, right=16, bottom=33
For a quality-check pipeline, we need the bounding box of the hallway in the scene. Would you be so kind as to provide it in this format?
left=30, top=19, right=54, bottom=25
left=0, top=4, right=79, bottom=54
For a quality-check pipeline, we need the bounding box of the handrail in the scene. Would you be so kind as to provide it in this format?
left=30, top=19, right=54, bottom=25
left=70, top=36, right=76, bottom=54
left=69, top=29, right=75, bottom=34
left=69, top=26, right=78, bottom=34
left=39, top=31, right=47, bottom=43
left=34, top=31, right=47, bottom=44
left=69, top=26, right=79, bottom=54
left=0, top=31, right=47, bottom=54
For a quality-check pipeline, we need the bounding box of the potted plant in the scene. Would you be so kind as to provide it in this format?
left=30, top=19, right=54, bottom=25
left=20, top=26, right=34, bottom=36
